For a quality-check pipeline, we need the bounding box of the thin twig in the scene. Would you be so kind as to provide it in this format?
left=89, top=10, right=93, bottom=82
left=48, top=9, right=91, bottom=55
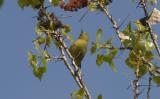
left=98, top=45, right=133, bottom=50
left=147, top=77, right=152, bottom=99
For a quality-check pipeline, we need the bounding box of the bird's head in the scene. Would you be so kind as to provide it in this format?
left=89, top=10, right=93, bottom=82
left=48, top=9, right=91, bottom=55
left=79, top=31, right=89, bottom=42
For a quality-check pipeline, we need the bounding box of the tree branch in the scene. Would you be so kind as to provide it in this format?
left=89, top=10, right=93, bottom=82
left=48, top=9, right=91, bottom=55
left=37, top=6, right=92, bottom=99
left=98, top=2, right=122, bottom=41
left=140, top=1, right=160, bottom=57
left=58, top=34, right=92, bottom=99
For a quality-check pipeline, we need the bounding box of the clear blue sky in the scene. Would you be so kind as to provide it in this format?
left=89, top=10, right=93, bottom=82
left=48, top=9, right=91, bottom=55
left=0, top=0, right=160, bottom=99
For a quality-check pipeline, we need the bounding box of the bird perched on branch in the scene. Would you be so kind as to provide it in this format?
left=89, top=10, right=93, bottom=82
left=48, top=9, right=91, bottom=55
left=69, top=31, right=89, bottom=68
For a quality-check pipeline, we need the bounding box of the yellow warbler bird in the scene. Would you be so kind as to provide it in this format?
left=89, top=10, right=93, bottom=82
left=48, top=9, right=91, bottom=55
left=69, top=31, right=89, bottom=68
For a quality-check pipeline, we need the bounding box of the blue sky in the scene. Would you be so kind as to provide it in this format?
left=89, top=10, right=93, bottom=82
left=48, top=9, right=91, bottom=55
left=0, top=0, right=160, bottom=99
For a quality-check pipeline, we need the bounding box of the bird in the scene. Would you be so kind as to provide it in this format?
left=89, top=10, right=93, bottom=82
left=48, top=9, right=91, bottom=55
left=69, top=31, right=89, bottom=69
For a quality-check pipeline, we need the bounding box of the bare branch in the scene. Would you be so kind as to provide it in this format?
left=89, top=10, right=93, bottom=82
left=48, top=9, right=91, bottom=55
left=134, top=79, right=140, bottom=99
left=97, top=2, right=122, bottom=41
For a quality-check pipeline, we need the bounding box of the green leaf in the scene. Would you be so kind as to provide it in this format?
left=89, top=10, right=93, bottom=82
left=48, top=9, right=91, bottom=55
left=35, top=22, right=46, bottom=36
left=33, top=66, right=46, bottom=80
left=125, top=57, right=137, bottom=69
left=61, top=25, right=73, bottom=42
left=71, top=88, right=85, bottom=99
left=122, top=22, right=133, bottom=47
left=18, top=0, right=29, bottom=9
left=29, top=0, right=42, bottom=9
left=62, top=25, right=71, bottom=34
left=42, top=58, right=47, bottom=68
left=152, top=76, right=160, bottom=86
left=105, top=37, right=113, bottom=46
left=97, top=94, right=102, bottom=99
left=43, top=50, right=50, bottom=59
left=28, top=51, right=37, bottom=68
left=134, top=39, right=155, bottom=51
left=88, top=2, right=98, bottom=12
left=91, top=44, right=97, bottom=54
left=96, top=28, right=103, bottom=43
left=125, top=51, right=148, bottom=77
left=123, top=22, right=132, bottom=35
left=34, top=41, right=41, bottom=51
left=54, top=40, right=61, bottom=48
left=0, top=0, right=3, bottom=8
left=36, top=37, right=45, bottom=45
left=139, top=66, right=148, bottom=77
left=96, top=54, right=104, bottom=66
left=103, top=0, right=112, bottom=5
left=110, top=49, right=118, bottom=57
left=104, top=49, right=118, bottom=72
left=145, top=41, right=155, bottom=51
left=33, top=58, right=47, bottom=80
left=122, top=39, right=132, bottom=48
left=104, top=55, right=117, bottom=72
left=145, top=51, right=153, bottom=61
left=150, top=0, right=157, bottom=5
left=46, top=34, right=52, bottom=47
left=50, top=0, right=59, bottom=6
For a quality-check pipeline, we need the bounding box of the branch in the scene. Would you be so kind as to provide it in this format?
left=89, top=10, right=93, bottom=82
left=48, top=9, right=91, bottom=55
left=58, top=35, right=92, bottom=99
left=134, top=55, right=141, bottom=99
left=97, top=2, right=122, bottom=41
left=51, top=31, right=92, bottom=99
left=130, top=79, right=140, bottom=99
left=140, top=1, right=160, bottom=57
left=134, top=78, right=140, bottom=99
left=37, top=7, right=91, bottom=99
left=98, top=45, right=133, bottom=50
left=59, top=45, right=83, bottom=88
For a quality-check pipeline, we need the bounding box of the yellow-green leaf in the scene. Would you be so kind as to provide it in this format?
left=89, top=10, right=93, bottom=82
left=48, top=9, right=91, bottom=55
left=91, top=44, right=97, bottom=54
left=96, top=54, right=104, bottom=66
left=28, top=51, right=37, bottom=68
left=50, top=0, right=59, bottom=6
left=29, top=0, right=42, bottom=9
left=62, top=25, right=71, bottom=34
left=0, top=0, right=3, bottom=8
left=35, top=22, right=46, bottom=36
left=150, top=0, right=157, bottom=5
left=104, top=49, right=118, bottom=72
left=46, top=34, right=52, bottom=47
left=18, top=0, right=29, bottom=9
left=96, top=28, right=103, bottom=43
left=152, top=76, right=160, bottom=86
left=105, top=37, right=113, bottom=46
left=88, top=2, right=98, bottom=12
left=71, top=88, right=85, bottom=99
left=97, top=94, right=102, bottom=99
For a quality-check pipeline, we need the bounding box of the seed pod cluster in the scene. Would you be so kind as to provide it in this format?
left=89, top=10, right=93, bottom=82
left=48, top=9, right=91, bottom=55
left=60, top=0, right=88, bottom=11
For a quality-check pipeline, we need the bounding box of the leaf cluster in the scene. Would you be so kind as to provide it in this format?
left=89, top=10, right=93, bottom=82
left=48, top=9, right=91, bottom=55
left=91, top=28, right=118, bottom=72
